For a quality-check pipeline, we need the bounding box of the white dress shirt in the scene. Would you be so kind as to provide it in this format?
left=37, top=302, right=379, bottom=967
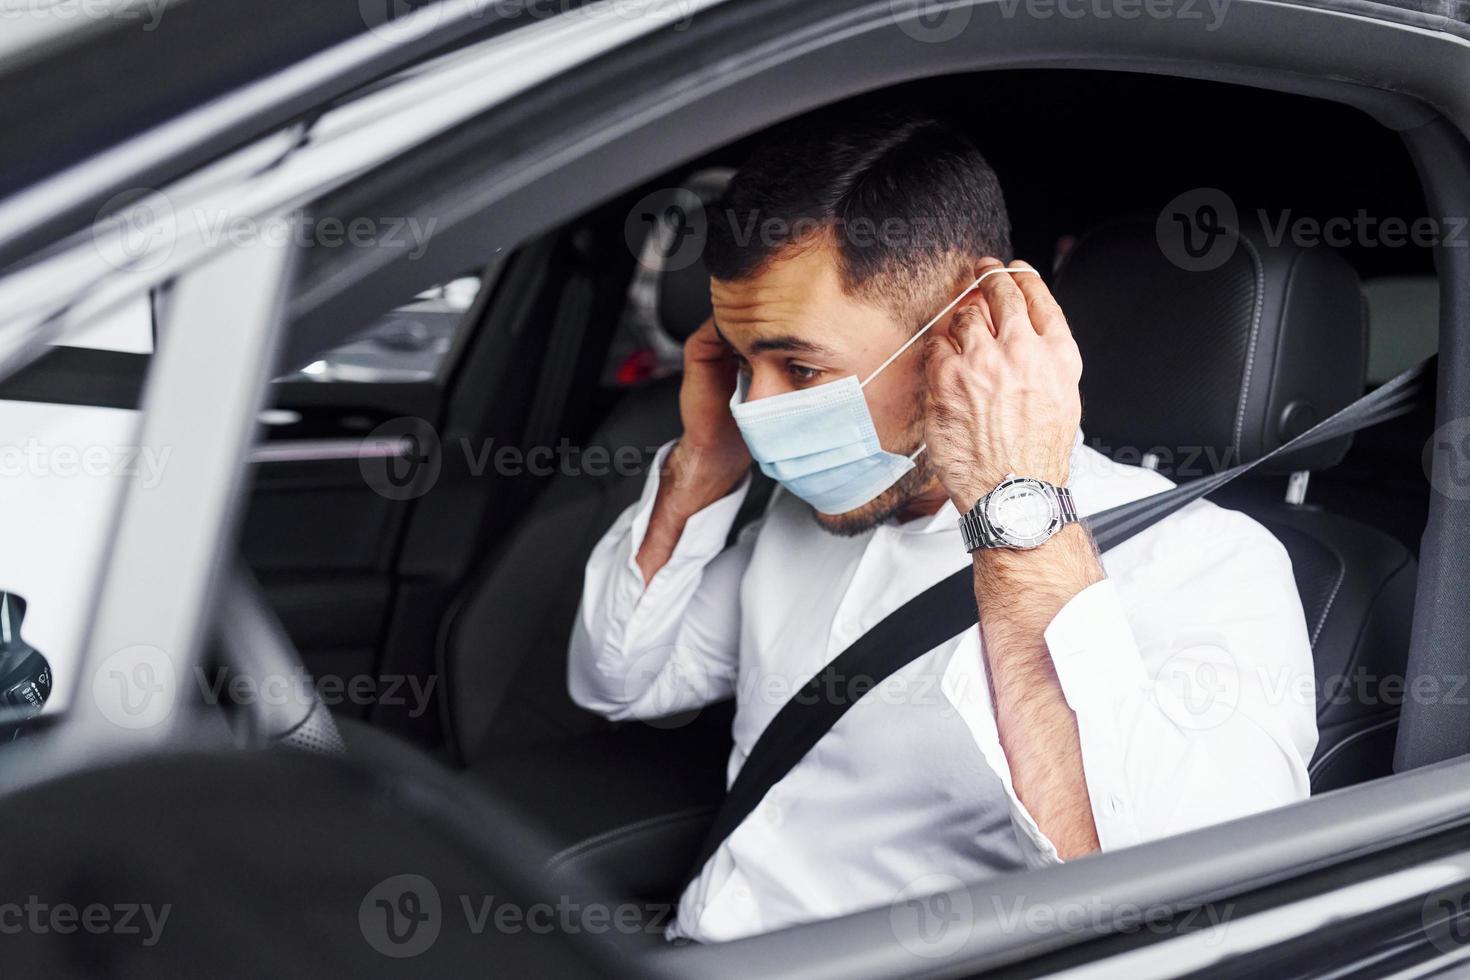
left=568, top=436, right=1318, bottom=944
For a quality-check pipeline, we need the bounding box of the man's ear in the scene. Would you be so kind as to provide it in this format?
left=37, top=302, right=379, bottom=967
left=939, top=286, right=993, bottom=341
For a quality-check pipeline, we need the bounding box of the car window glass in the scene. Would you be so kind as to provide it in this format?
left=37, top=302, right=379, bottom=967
left=1363, top=275, right=1438, bottom=385
left=275, top=274, right=483, bottom=384
left=54, top=294, right=155, bottom=355
left=0, top=297, right=155, bottom=723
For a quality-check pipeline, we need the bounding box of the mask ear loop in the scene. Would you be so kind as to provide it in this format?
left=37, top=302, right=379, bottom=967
left=857, top=265, right=1039, bottom=463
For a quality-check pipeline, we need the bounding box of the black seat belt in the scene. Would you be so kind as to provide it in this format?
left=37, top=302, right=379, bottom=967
left=682, top=356, right=1431, bottom=890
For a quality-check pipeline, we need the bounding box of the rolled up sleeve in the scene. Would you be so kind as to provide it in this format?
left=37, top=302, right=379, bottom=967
left=1039, top=507, right=1318, bottom=852
left=568, top=440, right=754, bottom=721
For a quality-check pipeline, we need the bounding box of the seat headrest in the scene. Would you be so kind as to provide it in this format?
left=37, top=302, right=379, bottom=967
left=1053, top=216, right=1367, bottom=478
left=634, top=169, right=732, bottom=344
left=659, top=248, right=714, bottom=342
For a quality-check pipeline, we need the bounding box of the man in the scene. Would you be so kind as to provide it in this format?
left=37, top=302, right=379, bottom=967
left=569, top=112, right=1317, bottom=943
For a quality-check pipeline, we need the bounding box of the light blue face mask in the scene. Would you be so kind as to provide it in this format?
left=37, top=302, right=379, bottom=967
left=728, top=267, right=1032, bottom=515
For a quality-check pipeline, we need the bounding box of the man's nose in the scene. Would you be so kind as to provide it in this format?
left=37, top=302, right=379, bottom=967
left=743, top=369, right=795, bottom=403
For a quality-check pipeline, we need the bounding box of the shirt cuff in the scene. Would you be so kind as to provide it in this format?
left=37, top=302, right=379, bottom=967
left=1044, top=579, right=1149, bottom=707
left=625, top=440, right=752, bottom=577
left=1043, top=578, right=1149, bottom=850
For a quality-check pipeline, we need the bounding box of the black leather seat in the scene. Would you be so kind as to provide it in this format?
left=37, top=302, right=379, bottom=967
left=1053, top=217, right=1416, bottom=792
left=446, top=177, right=734, bottom=895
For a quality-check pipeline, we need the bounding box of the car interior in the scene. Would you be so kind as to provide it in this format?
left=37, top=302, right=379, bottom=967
left=219, top=67, right=1441, bottom=926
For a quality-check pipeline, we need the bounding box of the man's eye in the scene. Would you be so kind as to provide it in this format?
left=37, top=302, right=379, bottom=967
left=788, top=363, right=821, bottom=382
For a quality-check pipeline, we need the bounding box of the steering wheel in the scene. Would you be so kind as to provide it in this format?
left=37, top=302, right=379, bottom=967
left=213, top=559, right=346, bottom=753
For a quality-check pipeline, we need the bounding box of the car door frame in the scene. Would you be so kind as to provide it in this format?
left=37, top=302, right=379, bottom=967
left=3, top=0, right=1470, bottom=975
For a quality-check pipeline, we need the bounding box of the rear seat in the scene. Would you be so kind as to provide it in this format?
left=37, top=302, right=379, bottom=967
left=441, top=173, right=730, bottom=761
left=448, top=176, right=736, bottom=900
left=1364, top=274, right=1438, bottom=386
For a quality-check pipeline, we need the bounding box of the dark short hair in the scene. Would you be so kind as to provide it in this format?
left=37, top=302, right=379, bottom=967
left=704, top=109, right=1012, bottom=326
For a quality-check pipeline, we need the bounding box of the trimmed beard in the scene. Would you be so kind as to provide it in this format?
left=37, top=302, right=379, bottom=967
left=809, top=377, right=934, bottom=537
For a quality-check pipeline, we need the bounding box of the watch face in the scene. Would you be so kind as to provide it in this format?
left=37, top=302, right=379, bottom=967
left=984, top=478, right=1060, bottom=549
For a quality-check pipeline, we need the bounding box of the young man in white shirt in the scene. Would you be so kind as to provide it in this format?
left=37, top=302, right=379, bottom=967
left=568, top=111, right=1317, bottom=943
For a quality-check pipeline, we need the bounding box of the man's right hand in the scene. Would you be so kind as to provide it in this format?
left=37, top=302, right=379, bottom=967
left=670, top=318, right=752, bottom=493
left=636, top=318, right=752, bottom=583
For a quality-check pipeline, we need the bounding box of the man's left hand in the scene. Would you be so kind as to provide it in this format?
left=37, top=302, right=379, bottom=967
left=923, top=258, right=1083, bottom=511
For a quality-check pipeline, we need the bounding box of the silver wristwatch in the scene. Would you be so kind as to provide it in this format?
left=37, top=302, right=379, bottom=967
left=958, top=475, right=1079, bottom=552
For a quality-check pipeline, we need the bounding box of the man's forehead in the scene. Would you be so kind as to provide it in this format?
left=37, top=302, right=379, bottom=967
left=709, top=247, right=896, bottom=354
